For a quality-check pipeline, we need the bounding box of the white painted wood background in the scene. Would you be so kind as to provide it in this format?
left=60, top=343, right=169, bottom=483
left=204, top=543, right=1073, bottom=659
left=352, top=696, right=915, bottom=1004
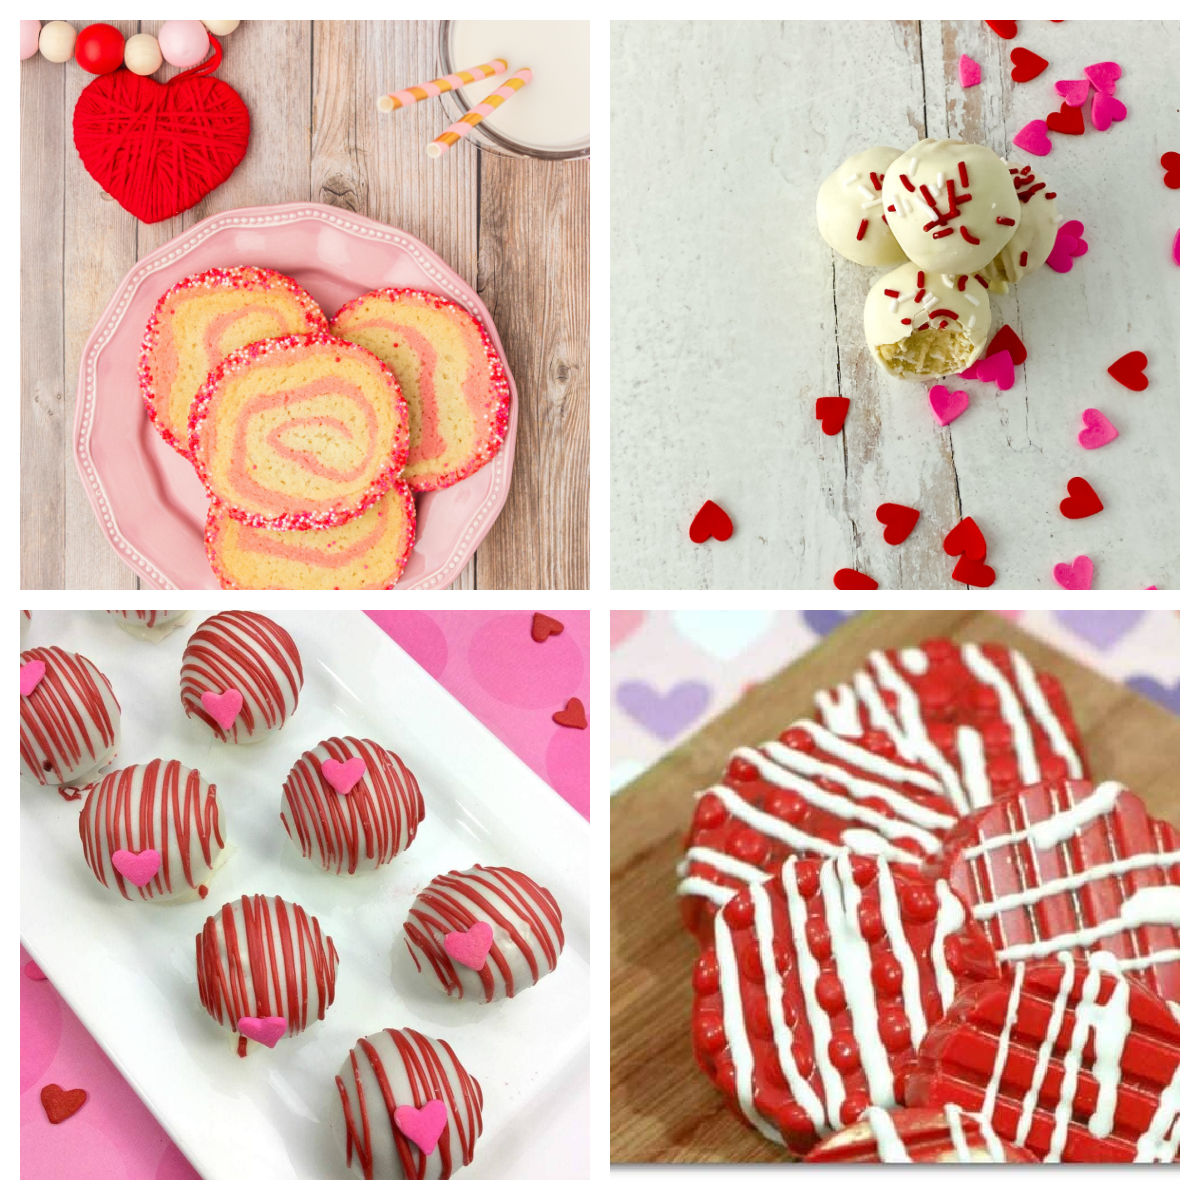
left=611, top=20, right=1179, bottom=590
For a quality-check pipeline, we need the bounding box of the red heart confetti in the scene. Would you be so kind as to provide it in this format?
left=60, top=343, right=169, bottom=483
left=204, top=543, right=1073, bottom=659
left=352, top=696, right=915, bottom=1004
left=876, top=503, right=920, bottom=545
left=1078, top=408, right=1118, bottom=449
left=531, top=613, right=564, bottom=643
left=689, top=500, right=734, bottom=544
left=833, top=568, right=878, bottom=590
left=41, top=1084, right=88, bottom=1125
left=985, top=323, right=1027, bottom=366
left=552, top=698, right=588, bottom=730
left=1053, top=554, right=1094, bottom=590
left=1083, top=60, right=1122, bottom=94
left=1012, top=119, right=1051, bottom=157
left=815, top=394, right=850, bottom=436
left=1090, top=90, right=1127, bottom=132
left=1046, top=219, right=1088, bottom=272
left=986, top=20, right=1018, bottom=39
left=1161, top=151, right=1180, bottom=189
left=1107, top=350, right=1149, bottom=391
left=943, top=516, right=987, bottom=560
left=959, top=54, right=982, bottom=88
left=1010, top=47, right=1049, bottom=83
left=927, top=384, right=970, bottom=426
left=1054, top=78, right=1091, bottom=106
left=1059, top=476, right=1103, bottom=519
left=1046, top=101, right=1085, bottom=135
left=951, top=555, right=996, bottom=588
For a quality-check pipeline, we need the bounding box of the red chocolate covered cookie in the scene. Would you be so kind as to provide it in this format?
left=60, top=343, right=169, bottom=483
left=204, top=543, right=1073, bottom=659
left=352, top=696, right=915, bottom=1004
left=813, top=641, right=1086, bottom=816
left=692, top=852, right=998, bottom=1154
left=803, top=1103, right=1037, bottom=1162
left=937, top=779, right=1180, bottom=1005
left=907, top=952, right=1180, bottom=1162
left=678, top=721, right=958, bottom=941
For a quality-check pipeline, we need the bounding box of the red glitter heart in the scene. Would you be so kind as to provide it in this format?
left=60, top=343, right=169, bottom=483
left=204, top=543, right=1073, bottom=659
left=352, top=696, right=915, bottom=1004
left=875, top=503, right=920, bottom=546
left=1046, top=101, right=1085, bottom=135
left=985, top=323, right=1027, bottom=367
left=1009, top=47, right=1049, bottom=84
left=1161, top=151, right=1180, bottom=189
left=1107, top=351, right=1149, bottom=391
left=72, top=36, right=249, bottom=224
left=985, top=20, right=1018, bottom=39
left=951, top=556, right=996, bottom=588
left=942, top=517, right=987, bottom=560
left=41, top=1084, right=88, bottom=1125
left=689, top=500, right=734, bottom=544
left=1059, top=476, right=1104, bottom=519
left=552, top=698, right=588, bottom=730
left=815, top=394, right=850, bottom=436
left=833, top=568, right=878, bottom=590
left=531, top=613, right=564, bottom=643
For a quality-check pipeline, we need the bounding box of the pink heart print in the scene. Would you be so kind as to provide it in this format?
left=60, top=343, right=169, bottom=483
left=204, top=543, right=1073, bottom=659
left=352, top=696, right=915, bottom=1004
left=1078, top=408, right=1119, bottom=449
left=237, top=1016, right=288, bottom=1049
left=394, top=1099, right=448, bottom=1155
left=1013, top=119, right=1051, bottom=157
left=111, top=848, right=162, bottom=887
left=1054, top=78, right=1091, bottom=106
left=1046, top=220, right=1088, bottom=273
left=958, top=54, right=982, bottom=88
left=444, top=921, right=494, bottom=971
left=1083, top=61, right=1122, bottom=94
left=20, top=659, right=46, bottom=697
left=200, top=688, right=243, bottom=731
left=1091, top=91, right=1127, bottom=132
left=927, top=384, right=970, bottom=426
left=1053, top=555, right=1095, bottom=590
left=321, top=756, right=366, bottom=794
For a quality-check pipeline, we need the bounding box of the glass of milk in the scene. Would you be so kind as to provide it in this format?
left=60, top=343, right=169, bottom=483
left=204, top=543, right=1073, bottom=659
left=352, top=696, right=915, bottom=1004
left=436, top=20, right=589, bottom=160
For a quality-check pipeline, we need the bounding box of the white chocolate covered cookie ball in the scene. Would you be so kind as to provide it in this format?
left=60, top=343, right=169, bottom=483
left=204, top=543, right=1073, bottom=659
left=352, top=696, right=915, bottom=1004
left=980, top=162, right=1061, bottom=292
left=816, top=146, right=907, bottom=267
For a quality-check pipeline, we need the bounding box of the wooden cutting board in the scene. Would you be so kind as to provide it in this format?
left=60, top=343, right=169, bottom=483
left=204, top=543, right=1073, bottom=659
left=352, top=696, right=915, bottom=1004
left=609, top=611, right=1179, bottom=1163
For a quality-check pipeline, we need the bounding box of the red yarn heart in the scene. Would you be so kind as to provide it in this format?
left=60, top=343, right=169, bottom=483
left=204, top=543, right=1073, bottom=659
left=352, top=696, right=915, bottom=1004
left=72, top=34, right=248, bottom=224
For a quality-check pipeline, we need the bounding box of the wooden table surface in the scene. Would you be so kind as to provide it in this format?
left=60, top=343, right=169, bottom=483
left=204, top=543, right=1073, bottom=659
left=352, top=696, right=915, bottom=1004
left=21, top=20, right=589, bottom=591
left=611, top=20, right=1179, bottom=589
left=609, top=610, right=1179, bottom=1162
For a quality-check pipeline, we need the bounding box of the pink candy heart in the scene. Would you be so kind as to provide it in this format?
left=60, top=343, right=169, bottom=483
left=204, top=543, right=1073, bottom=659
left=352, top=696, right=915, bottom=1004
left=958, top=54, right=982, bottom=88
left=237, top=1016, right=288, bottom=1049
left=1053, top=555, right=1095, bottom=590
left=394, top=1099, right=447, bottom=1155
left=444, top=921, right=494, bottom=971
left=1013, top=118, right=1051, bottom=157
left=928, top=384, right=969, bottom=426
left=1173, top=229, right=1180, bottom=266
left=1083, top=61, right=1121, bottom=94
left=1046, top=220, right=1089, bottom=273
left=966, top=349, right=1015, bottom=391
left=321, top=756, right=366, bottom=794
left=1078, top=408, right=1118, bottom=449
left=20, top=659, right=46, bottom=697
left=1090, top=90, right=1127, bottom=132
left=1054, top=78, right=1091, bottom=106
left=111, top=848, right=162, bottom=887
left=200, top=688, right=243, bottom=731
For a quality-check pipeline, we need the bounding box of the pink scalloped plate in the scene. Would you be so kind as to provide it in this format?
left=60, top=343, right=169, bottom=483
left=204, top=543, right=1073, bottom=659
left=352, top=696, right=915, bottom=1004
left=74, top=202, right=517, bottom=590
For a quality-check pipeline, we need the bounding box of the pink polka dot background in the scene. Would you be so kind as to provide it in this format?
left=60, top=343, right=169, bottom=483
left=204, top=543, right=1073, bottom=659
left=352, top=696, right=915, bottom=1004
left=21, top=610, right=588, bottom=1179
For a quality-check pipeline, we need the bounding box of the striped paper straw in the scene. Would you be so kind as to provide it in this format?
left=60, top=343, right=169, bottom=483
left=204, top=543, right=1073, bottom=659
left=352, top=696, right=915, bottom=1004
left=377, top=58, right=508, bottom=112
left=426, top=68, right=533, bottom=158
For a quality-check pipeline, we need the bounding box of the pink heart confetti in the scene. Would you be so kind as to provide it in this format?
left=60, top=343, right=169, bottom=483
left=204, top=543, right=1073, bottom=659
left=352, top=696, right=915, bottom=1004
left=1078, top=408, right=1118, bottom=449
left=958, top=54, right=982, bottom=88
left=1172, top=229, right=1180, bottom=266
left=200, top=688, right=243, bottom=731
left=928, top=384, right=970, bottom=426
left=1083, top=61, right=1121, bottom=94
left=111, top=848, right=162, bottom=887
left=444, top=921, right=494, bottom=971
left=1054, top=78, right=1091, bottom=106
left=20, top=659, right=46, bottom=696
left=967, top=349, right=1015, bottom=391
left=395, top=1099, right=448, bottom=1155
left=1053, top=555, right=1095, bottom=590
left=1046, top=219, right=1088, bottom=272
left=237, top=1016, right=288, bottom=1048
left=1013, top=119, right=1051, bottom=157
left=1090, top=90, right=1127, bottom=132
left=321, top=756, right=366, bottom=794
left=23, top=960, right=47, bottom=981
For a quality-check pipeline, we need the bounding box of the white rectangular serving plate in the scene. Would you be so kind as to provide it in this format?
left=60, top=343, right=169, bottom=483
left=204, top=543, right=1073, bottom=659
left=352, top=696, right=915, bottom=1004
left=20, top=610, right=590, bottom=1179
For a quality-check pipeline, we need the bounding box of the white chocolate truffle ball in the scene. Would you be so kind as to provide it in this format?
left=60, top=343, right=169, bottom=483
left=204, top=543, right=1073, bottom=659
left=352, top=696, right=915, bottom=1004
left=816, top=146, right=907, bottom=267
left=123, top=32, right=163, bottom=76
left=881, top=139, right=1021, bottom=274
left=107, top=609, right=189, bottom=640
left=39, top=21, right=76, bottom=63
left=864, top=262, right=991, bottom=381
left=980, top=162, right=1061, bottom=292
left=202, top=21, right=241, bottom=36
